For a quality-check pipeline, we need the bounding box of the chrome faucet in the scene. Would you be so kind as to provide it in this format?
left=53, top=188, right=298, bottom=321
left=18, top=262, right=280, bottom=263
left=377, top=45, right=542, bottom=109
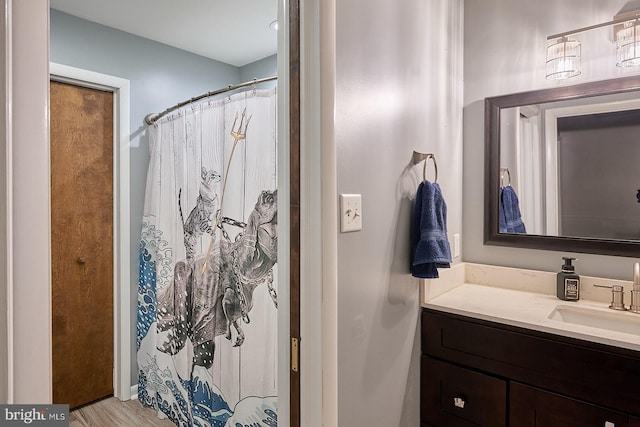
left=630, top=263, right=640, bottom=314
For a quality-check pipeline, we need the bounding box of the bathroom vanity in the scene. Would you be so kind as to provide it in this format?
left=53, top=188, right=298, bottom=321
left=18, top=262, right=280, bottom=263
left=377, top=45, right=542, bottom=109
left=421, top=308, right=640, bottom=426
left=420, top=265, right=640, bottom=427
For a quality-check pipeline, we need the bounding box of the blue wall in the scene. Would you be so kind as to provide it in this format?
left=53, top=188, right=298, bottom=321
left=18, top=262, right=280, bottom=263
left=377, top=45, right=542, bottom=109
left=240, top=55, right=278, bottom=88
left=49, top=9, right=277, bottom=386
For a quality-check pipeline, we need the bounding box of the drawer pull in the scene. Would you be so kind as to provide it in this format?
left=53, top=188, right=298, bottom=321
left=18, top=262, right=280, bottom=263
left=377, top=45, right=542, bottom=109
left=453, top=396, right=466, bottom=409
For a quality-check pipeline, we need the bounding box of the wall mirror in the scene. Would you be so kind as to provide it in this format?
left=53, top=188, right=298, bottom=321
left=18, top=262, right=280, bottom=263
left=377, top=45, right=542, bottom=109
left=485, top=75, right=640, bottom=256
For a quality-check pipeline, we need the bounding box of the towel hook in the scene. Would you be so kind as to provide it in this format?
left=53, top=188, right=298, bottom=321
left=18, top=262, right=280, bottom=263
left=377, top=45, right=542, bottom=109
left=500, top=167, right=511, bottom=187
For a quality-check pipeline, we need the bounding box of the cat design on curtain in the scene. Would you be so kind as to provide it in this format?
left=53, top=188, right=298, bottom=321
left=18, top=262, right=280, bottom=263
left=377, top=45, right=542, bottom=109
left=178, top=167, right=221, bottom=259
left=156, top=189, right=278, bottom=371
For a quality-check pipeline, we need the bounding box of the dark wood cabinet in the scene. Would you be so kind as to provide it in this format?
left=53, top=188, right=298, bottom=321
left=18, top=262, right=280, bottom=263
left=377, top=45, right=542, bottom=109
left=421, top=308, right=640, bottom=427
left=510, top=382, right=627, bottom=427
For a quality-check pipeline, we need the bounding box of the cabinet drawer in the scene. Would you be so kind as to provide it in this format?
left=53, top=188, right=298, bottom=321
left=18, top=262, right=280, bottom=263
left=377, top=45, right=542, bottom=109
left=510, top=382, right=627, bottom=427
left=421, top=356, right=506, bottom=427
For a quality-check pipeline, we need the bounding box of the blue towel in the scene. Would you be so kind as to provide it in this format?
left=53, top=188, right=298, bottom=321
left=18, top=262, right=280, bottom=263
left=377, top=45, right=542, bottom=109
left=411, top=181, right=452, bottom=279
left=499, top=186, right=526, bottom=233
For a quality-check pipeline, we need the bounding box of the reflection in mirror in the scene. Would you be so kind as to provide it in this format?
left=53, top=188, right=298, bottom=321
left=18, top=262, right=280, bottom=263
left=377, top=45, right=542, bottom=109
left=500, top=91, right=640, bottom=239
left=485, top=75, right=640, bottom=256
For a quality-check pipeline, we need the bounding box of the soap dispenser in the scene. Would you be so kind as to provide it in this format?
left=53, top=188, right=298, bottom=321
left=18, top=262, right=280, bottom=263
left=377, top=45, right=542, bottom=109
left=557, top=257, right=580, bottom=301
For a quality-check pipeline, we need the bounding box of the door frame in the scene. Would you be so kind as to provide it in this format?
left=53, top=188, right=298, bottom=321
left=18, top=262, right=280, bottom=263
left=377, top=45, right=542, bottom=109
left=7, top=1, right=310, bottom=414
left=49, top=63, right=132, bottom=401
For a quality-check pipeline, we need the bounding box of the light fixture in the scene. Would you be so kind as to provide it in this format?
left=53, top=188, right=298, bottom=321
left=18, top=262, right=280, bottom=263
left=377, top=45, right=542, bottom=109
left=545, top=37, right=581, bottom=80
left=616, top=18, right=640, bottom=66
left=545, top=10, right=640, bottom=80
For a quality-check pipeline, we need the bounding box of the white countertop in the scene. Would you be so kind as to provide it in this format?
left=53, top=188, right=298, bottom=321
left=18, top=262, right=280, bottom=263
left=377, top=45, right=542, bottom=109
left=424, top=283, right=640, bottom=352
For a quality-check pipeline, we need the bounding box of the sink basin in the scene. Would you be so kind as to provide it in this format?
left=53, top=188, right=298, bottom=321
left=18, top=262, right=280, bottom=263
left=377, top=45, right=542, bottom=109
left=548, top=305, right=640, bottom=336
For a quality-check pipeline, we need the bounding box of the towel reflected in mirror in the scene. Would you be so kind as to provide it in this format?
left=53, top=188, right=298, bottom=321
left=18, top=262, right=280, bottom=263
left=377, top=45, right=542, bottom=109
left=499, top=185, right=526, bottom=234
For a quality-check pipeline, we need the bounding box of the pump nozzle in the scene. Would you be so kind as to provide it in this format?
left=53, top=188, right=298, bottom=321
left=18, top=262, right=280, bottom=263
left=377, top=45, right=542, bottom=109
left=561, top=257, right=577, bottom=272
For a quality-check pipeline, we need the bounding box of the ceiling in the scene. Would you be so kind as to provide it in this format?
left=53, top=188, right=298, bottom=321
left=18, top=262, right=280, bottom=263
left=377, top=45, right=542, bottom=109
left=49, top=0, right=278, bottom=67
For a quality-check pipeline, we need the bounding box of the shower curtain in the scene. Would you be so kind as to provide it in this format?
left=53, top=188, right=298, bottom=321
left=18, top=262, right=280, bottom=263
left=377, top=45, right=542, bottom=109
left=137, top=88, right=278, bottom=427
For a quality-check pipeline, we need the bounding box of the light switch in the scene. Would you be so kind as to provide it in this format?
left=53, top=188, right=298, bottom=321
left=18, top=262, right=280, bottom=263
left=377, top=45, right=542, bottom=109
left=340, top=194, right=362, bottom=232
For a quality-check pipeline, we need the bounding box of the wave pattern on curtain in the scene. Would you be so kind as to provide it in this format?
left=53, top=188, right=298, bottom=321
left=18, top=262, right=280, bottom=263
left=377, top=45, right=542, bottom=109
left=137, top=88, right=278, bottom=427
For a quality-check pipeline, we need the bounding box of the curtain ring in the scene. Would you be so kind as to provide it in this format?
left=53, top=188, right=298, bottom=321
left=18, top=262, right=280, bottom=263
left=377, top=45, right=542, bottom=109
left=226, top=84, right=233, bottom=102
left=423, top=154, right=438, bottom=183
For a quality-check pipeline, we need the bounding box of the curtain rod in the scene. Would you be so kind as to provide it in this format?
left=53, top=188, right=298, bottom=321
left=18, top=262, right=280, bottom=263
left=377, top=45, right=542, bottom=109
left=144, top=75, right=277, bottom=125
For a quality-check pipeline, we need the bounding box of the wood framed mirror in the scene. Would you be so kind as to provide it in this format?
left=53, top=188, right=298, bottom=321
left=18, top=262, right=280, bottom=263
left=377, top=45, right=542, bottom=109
left=485, top=75, right=640, bottom=257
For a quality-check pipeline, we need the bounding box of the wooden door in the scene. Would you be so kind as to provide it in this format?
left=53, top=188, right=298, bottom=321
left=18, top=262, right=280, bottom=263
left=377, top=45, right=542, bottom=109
left=50, top=81, right=114, bottom=409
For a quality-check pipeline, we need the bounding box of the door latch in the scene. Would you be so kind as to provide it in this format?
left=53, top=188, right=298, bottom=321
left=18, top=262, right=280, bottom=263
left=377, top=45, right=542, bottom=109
left=291, top=337, right=299, bottom=373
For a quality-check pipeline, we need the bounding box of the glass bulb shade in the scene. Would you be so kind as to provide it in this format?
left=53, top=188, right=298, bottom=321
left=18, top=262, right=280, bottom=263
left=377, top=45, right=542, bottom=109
left=545, top=38, right=581, bottom=80
left=616, top=22, right=640, bottom=67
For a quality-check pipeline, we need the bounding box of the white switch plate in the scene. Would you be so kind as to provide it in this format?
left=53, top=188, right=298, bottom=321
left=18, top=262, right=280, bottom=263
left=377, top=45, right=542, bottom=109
left=340, top=194, right=362, bottom=232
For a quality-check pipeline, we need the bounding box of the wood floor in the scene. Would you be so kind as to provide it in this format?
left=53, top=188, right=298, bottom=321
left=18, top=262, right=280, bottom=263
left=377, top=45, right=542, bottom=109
left=70, top=397, right=175, bottom=426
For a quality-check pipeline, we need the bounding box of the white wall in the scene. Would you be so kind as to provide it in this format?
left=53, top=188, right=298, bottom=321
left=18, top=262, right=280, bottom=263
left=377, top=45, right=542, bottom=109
left=9, top=0, right=51, bottom=403
left=463, top=0, right=640, bottom=279
left=332, top=0, right=464, bottom=425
